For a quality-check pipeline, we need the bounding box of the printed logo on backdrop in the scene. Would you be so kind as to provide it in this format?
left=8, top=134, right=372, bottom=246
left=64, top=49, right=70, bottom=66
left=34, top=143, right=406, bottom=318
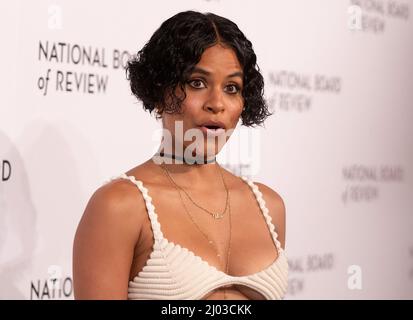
left=30, top=265, right=73, bottom=300
left=37, top=40, right=131, bottom=96
left=341, top=164, right=404, bottom=204
left=266, top=71, right=341, bottom=113
left=347, top=0, right=409, bottom=34
left=287, top=252, right=335, bottom=296
left=0, top=160, right=11, bottom=216
left=1, top=160, right=11, bottom=182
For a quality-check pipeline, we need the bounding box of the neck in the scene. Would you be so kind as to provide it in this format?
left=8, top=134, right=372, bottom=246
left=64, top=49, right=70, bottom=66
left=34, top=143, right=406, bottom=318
left=151, top=150, right=223, bottom=188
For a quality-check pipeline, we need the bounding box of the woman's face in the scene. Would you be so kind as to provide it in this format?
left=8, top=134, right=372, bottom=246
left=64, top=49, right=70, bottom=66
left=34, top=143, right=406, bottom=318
left=161, top=44, right=244, bottom=160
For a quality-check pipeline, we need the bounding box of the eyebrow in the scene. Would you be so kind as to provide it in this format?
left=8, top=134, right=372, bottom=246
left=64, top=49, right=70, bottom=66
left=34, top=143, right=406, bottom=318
left=191, top=67, right=243, bottom=79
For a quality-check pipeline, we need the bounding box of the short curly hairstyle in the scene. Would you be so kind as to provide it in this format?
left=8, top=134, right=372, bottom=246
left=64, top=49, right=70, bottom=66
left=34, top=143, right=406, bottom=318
left=126, top=10, right=272, bottom=127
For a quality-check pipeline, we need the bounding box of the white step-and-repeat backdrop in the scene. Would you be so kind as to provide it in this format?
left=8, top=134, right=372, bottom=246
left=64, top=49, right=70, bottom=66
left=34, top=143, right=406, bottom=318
left=1, top=0, right=412, bottom=299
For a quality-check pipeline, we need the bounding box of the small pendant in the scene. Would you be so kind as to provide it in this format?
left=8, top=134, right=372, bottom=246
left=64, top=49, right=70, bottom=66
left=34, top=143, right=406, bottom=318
left=213, top=212, right=224, bottom=219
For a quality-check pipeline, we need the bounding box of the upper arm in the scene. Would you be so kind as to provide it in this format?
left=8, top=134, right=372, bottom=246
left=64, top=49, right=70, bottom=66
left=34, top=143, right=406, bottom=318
left=255, top=182, right=287, bottom=250
left=72, top=180, right=145, bottom=299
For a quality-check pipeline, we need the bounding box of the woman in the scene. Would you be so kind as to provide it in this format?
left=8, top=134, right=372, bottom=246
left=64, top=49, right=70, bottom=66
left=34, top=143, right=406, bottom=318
left=73, top=10, right=288, bottom=300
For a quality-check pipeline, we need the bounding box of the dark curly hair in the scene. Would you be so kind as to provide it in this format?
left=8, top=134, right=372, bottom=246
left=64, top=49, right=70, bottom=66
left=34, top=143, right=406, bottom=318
left=126, top=10, right=272, bottom=127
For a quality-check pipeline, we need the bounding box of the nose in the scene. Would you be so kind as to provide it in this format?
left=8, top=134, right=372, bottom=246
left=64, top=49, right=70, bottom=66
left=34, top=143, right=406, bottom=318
left=203, top=87, right=225, bottom=113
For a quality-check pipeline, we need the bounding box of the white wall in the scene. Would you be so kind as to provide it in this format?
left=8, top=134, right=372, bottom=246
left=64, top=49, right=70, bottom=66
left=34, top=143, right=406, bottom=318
left=0, top=0, right=412, bottom=299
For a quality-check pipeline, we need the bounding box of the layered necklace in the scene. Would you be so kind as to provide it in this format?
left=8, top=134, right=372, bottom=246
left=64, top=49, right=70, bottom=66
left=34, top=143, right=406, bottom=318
left=158, top=158, right=232, bottom=299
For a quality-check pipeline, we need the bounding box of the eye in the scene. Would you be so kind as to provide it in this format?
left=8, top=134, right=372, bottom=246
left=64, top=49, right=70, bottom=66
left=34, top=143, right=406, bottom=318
left=226, top=84, right=241, bottom=94
left=187, top=79, right=206, bottom=89
left=187, top=79, right=242, bottom=94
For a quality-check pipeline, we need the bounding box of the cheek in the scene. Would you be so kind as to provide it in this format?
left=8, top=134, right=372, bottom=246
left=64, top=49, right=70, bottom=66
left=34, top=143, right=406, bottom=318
left=229, top=100, right=244, bottom=123
left=179, top=95, right=204, bottom=124
left=181, top=93, right=204, bottom=112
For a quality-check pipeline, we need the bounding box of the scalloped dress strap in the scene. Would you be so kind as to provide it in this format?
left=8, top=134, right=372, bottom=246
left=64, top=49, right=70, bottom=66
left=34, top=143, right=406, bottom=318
left=240, top=176, right=282, bottom=252
left=108, top=173, right=164, bottom=243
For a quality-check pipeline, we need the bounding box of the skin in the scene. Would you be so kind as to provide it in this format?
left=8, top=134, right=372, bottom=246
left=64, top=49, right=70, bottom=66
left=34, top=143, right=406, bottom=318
left=73, top=44, right=286, bottom=300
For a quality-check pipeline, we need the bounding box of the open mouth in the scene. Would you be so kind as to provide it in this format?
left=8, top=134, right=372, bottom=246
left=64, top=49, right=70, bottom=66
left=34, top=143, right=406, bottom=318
left=199, top=125, right=226, bottom=137
left=204, top=125, right=222, bottom=130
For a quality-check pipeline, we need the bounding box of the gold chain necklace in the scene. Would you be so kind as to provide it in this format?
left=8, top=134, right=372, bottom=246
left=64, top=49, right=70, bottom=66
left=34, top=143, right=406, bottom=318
left=159, top=163, right=232, bottom=299
left=160, top=163, right=229, bottom=219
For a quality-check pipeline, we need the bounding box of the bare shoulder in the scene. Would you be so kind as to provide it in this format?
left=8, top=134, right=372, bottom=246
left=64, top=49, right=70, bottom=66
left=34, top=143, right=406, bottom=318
left=253, top=181, right=287, bottom=250
left=80, top=177, right=148, bottom=235
left=72, top=177, right=147, bottom=299
left=253, top=182, right=286, bottom=215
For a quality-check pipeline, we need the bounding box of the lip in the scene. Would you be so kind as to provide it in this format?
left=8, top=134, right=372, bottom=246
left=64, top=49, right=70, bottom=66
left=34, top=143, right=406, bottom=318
left=199, top=126, right=226, bottom=137
left=197, top=120, right=227, bottom=138
left=198, top=120, right=226, bottom=130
